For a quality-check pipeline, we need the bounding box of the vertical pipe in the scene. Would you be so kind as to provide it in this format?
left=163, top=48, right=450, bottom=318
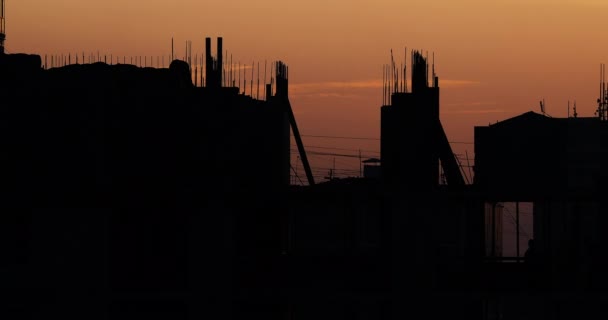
left=264, top=60, right=267, bottom=100
left=388, top=59, right=391, bottom=101
left=425, top=51, right=429, bottom=87
left=601, top=64, right=604, bottom=119
left=205, top=37, right=211, bottom=87
left=601, top=64, right=607, bottom=120
left=405, top=48, right=408, bottom=93
left=397, top=63, right=400, bottom=94
left=388, top=63, right=391, bottom=104
left=217, top=37, right=223, bottom=87
left=230, top=54, right=233, bottom=87
left=432, top=52, right=435, bottom=87
left=385, top=64, right=388, bottom=104
left=400, top=62, right=403, bottom=93
left=257, top=61, right=260, bottom=99
left=224, top=49, right=227, bottom=87
left=270, top=61, right=274, bottom=97
left=244, top=62, right=247, bottom=94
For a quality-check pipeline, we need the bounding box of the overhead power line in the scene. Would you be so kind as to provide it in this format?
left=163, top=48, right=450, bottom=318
left=298, top=134, right=473, bottom=145
left=301, top=134, right=379, bottom=141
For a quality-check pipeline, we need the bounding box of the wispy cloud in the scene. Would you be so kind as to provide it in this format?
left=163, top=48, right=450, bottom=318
left=443, top=102, right=505, bottom=115
left=290, top=79, right=480, bottom=98
left=445, top=108, right=506, bottom=115
left=440, top=79, right=482, bottom=87
left=444, top=101, right=497, bottom=107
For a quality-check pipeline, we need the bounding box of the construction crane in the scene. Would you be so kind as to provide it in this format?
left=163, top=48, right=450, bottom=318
left=0, top=0, right=5, bottom=54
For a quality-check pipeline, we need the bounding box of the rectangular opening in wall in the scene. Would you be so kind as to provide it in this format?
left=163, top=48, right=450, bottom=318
left=502, top=202, right=534, bottom=260
left=484, top=202, right=503, bottom=259
left=484, top=202, right=534, bottom=262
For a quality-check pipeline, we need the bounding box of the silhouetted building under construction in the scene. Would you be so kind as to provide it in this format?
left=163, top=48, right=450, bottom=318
left=381, top=51, right=465, bottom=189
left=289, top=54, right=608, bottom=320
left=4, top=28, right=608, bottom=319
left=0, top=37, right=303, bottom=319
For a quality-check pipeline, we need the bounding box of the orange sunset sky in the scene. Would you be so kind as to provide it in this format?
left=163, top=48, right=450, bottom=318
left=5, top=0, right=608, bottom=182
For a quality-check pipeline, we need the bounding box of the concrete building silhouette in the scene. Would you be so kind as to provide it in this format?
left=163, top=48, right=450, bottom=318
left=381, top=51, right=465, bottom=189
left=475, top=112, right=608, bottom=297
left=0, top=38, right=300, bottom=319
left=288, top=53, right=608, bottom=320
left=3, top=27, right=608, bottom=319
left=288, top=51, right=483, bottom=320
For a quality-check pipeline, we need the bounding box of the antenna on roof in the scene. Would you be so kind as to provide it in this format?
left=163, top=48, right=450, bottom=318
left=598, top=63, right=608, bottom=120
left=432, top=52, right=435, bottom=87
left=404, top=47, right=407, bottom=93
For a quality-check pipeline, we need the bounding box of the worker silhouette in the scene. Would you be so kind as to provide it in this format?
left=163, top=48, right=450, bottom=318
left=524, top=239, right=537, bottom=263
left=524, top=238, right=540, bottom=289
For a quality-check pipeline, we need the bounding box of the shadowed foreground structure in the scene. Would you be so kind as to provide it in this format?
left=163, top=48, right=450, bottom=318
left=0, top=40, right=293, bottom=319
left=2, top=45, right=608, bottom=320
